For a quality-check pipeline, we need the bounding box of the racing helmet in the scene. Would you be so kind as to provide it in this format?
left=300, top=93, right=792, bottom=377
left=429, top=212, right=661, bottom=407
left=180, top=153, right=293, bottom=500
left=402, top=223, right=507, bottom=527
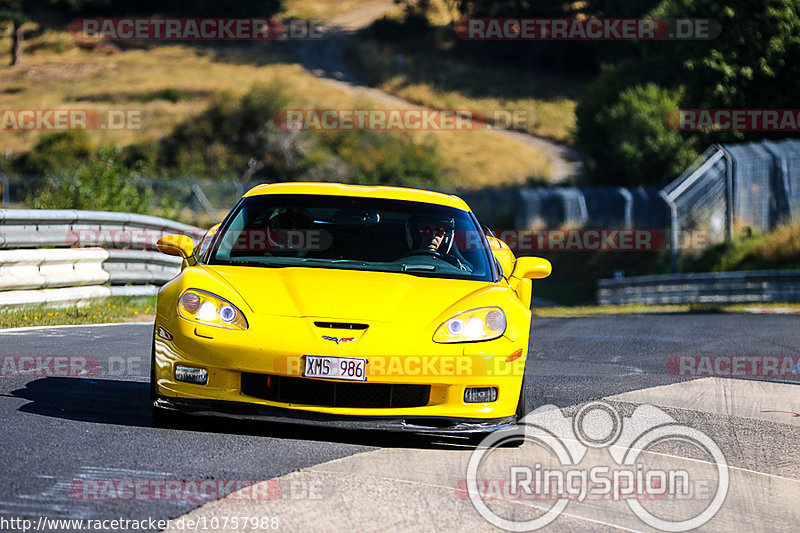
left=266, top=206, right=314, bottom=250
left=405, top=214, right=456, bottom=254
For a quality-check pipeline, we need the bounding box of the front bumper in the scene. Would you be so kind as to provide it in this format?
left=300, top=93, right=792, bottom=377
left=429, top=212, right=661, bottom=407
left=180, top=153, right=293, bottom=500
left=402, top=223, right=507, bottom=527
left=154, top=396, right=517, bottom=434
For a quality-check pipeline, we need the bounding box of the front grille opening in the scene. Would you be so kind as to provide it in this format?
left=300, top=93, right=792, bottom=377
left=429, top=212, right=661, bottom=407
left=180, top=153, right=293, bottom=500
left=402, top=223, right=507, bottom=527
left=241, top=373, right=429, bottom=408
left=314, top=322, right=369, bottom=330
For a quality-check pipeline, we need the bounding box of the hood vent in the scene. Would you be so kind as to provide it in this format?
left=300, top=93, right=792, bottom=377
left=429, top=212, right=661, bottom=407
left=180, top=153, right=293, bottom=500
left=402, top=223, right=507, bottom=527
left=314, top=321, right=369, bottom=330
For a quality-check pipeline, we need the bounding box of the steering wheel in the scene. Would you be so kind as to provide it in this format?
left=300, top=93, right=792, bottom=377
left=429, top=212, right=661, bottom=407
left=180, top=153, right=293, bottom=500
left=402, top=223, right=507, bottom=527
left=400, top=249, right=446, bottom=260
left=400, top=248, right=468, bottom=269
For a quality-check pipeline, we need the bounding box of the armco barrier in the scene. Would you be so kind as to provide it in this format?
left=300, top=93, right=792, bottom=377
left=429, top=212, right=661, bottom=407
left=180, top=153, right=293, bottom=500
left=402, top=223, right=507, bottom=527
left=0, top=249, right=109, bottom=291
left=0, top=209, right=203, bottom=249
left=0, top=210, right=203, bottom=306
left=104, top=249, right=183, bottom=285
left=598, top=270, right=800, bottom=305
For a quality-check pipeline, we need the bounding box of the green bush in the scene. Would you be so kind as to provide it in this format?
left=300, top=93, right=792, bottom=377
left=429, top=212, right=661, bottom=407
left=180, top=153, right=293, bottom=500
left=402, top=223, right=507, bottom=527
left=16, top=84, right=449, bottom=201
left=30, top=148, right=154, bottom=213
left=577, top=83, right=698, bottom=186
left=320, top=130, right=446, bottom=188
left=140, top=84, right=448, bottom=188
left=17, top=131, right=94, bottom=176
left=153, top=84, right=291, bottom=177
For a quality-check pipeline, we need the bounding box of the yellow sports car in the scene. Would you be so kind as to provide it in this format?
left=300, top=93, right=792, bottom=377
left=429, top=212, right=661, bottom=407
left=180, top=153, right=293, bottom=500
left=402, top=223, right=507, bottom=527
left=151, top=182, right=551, bottom=434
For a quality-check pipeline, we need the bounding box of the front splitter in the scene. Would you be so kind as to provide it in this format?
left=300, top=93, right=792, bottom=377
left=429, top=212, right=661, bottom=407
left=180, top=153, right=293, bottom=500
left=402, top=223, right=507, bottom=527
left=154, top=396, right=516, bottom=435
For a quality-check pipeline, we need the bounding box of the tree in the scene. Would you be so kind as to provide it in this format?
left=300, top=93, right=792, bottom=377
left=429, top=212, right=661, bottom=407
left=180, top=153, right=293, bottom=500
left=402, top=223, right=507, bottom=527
left=0, top=1, right=27, bottom=66
left=651, top=0, right=800, bottom=110
left=578, top=83, right=698, bottom=186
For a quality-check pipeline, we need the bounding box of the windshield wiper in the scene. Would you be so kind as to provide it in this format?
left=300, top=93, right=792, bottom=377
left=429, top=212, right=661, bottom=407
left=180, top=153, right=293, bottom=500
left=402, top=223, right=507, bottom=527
left=402, top=264, right=437, bottom=272
left=226, top=260, right=280, bottom=268
left=299, top=258, right=370, bottom=266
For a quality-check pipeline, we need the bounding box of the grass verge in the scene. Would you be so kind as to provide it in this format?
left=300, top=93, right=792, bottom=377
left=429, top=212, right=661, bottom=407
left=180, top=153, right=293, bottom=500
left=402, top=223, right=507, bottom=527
left=0, top=296, right=156, bottom=329
left=683, top=220, right=800, bottom=273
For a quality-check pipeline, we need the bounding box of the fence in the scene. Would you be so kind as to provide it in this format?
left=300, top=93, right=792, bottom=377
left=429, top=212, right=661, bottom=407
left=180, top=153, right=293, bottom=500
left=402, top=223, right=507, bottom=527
left=0, top=174, right=242, bottom=225
left=662, top=138, right=800, bottom=271
left=598, top=270, right=800, bottom=305
left=0, top=209, right=203, bottom=306
left=459, top=186, right=667, bottom=230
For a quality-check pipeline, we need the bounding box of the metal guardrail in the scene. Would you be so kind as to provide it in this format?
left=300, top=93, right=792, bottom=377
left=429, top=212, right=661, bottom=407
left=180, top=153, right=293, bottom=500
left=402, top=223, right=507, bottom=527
left=0, top=249, right=110, bottom=291
left=105, top=249, right=183, bottom=285
left=0, top=209, right=203, bottom=248
left=0, top=210, right=203, bottom=306
left=598, top=270, right=800, bottom=305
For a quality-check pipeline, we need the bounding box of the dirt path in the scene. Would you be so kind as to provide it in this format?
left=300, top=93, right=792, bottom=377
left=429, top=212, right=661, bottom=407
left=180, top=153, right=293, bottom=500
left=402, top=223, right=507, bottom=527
left=291, top=0, right=583, bottom=183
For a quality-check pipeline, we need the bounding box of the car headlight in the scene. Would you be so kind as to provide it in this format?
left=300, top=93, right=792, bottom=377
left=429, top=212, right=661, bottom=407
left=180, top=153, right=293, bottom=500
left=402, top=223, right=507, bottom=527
left=433, top=307, right=506, bottom=343
left=178, top=289, right=248, bottom=330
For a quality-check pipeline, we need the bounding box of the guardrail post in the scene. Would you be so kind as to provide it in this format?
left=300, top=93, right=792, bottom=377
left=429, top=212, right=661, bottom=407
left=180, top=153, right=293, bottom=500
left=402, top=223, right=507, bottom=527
left=660, top=190, right=679, bottom=274
left=718, top=144, right=734, bottom=241
left=618, top=187, right=633, bottom=229
left=0, top=173, right=8, bottom=206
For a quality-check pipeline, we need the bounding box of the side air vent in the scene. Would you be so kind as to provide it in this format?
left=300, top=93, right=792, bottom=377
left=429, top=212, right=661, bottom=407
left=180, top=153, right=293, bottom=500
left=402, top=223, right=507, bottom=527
left=314, top=322, right=369, bottom=330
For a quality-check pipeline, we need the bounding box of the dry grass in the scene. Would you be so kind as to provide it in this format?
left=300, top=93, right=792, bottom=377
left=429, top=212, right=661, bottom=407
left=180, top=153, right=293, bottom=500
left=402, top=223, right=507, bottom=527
left=280, top=0, right=385, bottom=21
left=0, top=29, right=549, bottom=189
left=684, top=219, right=800, bottom=272
left=348, top=39, right=581, bottom=144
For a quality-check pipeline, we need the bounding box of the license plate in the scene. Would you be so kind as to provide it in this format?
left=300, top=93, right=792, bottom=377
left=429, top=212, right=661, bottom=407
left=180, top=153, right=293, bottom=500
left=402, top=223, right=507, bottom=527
left=304, top=355, right=367, bottom=381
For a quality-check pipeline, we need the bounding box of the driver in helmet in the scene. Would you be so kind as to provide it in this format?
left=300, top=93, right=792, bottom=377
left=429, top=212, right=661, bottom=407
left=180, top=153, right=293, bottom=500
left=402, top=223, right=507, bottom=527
left=405, top=215, right=471, bottom=270
left=407, top=215, right=455, bottom=254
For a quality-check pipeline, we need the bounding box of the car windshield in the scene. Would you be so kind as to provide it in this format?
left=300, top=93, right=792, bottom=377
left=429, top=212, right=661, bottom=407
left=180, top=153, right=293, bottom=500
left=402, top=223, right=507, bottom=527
left=206, top=194, right=495, bottom=281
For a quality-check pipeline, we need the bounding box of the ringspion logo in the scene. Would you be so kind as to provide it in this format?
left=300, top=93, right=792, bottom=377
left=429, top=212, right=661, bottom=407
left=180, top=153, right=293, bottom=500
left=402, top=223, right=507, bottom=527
left=465, top=402, right=728, bottom=531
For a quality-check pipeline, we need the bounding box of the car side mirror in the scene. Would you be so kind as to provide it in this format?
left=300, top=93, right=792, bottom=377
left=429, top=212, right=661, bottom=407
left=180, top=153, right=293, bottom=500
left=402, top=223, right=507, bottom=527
left=157, top=234, right=194, bottom=259
left=510, top=256, right=552, bottom=280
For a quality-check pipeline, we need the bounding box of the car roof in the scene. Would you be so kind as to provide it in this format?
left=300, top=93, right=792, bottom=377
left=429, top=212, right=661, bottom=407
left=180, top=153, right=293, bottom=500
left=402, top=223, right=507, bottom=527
left=243, top=182, right=471, bottom=212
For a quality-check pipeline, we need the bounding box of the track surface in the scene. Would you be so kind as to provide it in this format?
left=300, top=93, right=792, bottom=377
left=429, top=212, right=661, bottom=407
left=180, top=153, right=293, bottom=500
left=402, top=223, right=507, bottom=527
left=1, top=315, right=799, bottom=531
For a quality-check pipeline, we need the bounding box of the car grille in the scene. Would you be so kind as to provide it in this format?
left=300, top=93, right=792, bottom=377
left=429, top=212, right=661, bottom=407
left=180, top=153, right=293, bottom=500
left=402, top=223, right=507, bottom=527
left=241, top=373, right=430, bottom=408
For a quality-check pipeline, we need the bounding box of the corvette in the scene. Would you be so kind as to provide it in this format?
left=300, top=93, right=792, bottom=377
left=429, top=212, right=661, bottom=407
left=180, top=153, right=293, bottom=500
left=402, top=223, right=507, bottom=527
left=151, top=182, right=551, bottom=433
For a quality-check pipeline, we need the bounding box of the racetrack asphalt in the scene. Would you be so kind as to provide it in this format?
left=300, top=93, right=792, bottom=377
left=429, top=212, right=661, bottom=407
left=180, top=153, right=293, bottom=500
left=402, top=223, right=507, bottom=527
left=1, top=314, right=798, bottom=531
